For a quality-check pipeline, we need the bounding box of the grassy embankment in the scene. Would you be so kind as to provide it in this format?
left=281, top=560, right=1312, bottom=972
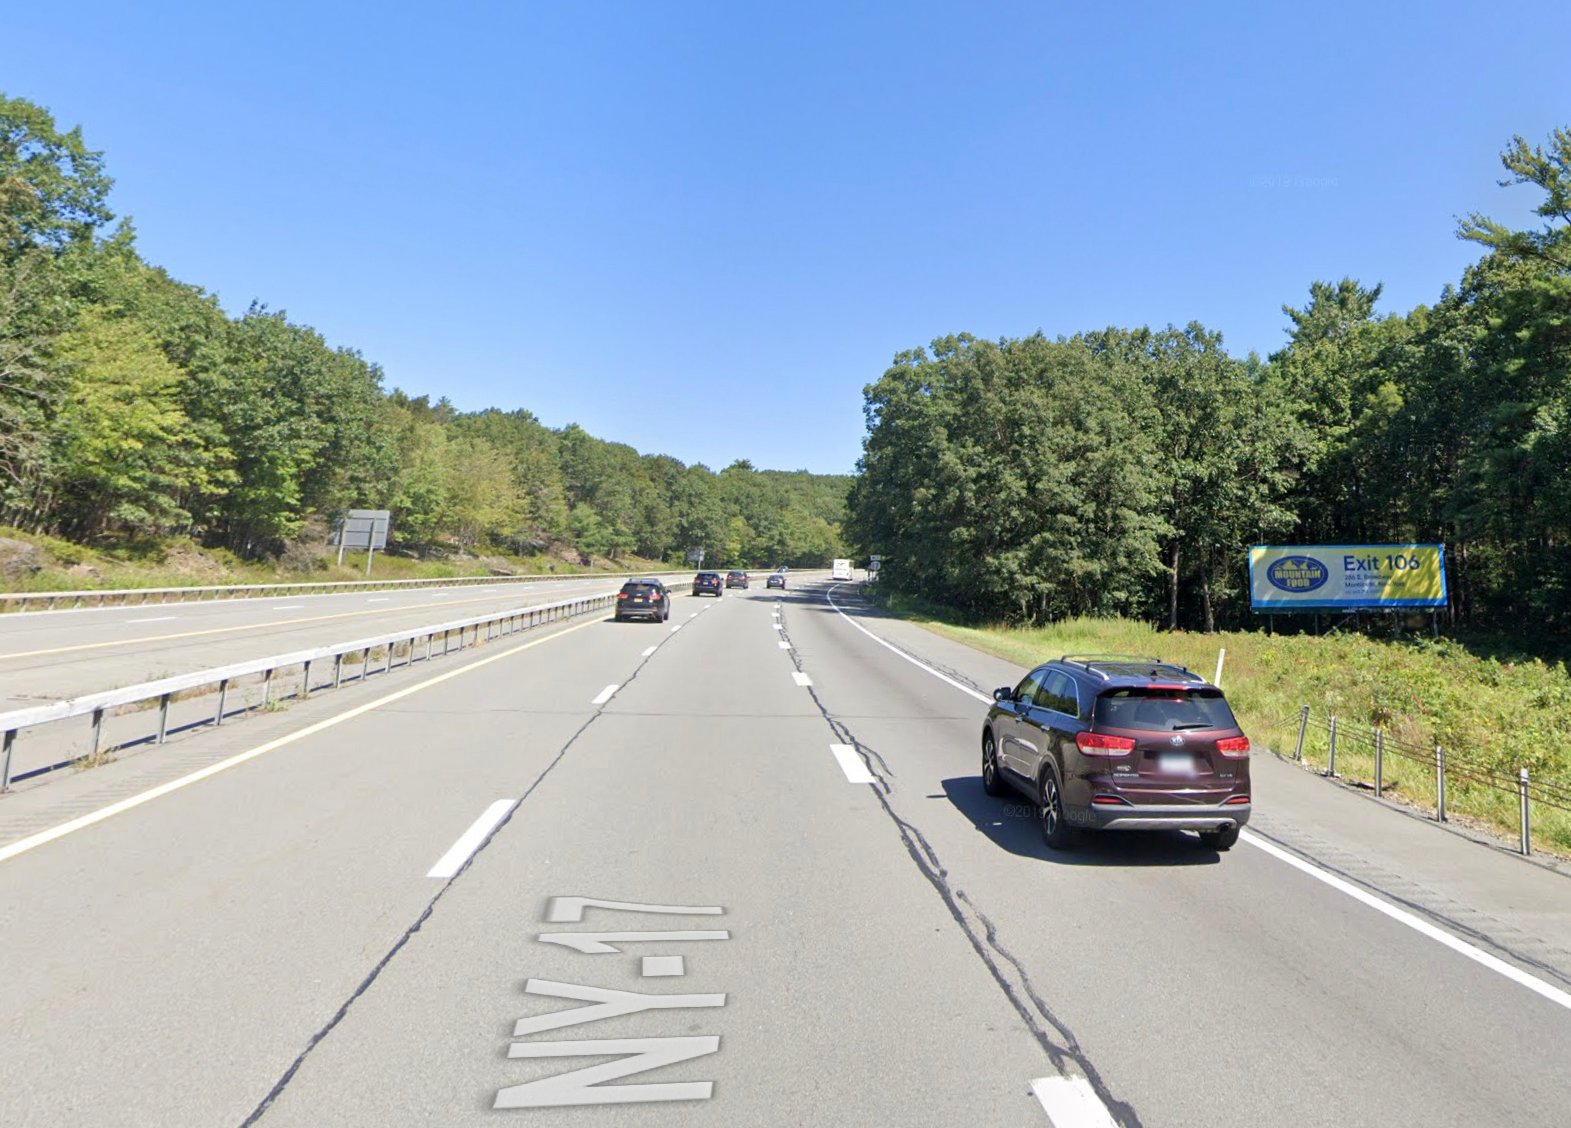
left=0, top=526, right=674, bottom=594
left=877, top=592, right=1571, bottom=855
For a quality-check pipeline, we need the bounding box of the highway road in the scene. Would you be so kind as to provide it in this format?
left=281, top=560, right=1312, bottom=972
left=0, top=574, right=687, bottom=706
left=2, top=577, right=1569, bottom=1127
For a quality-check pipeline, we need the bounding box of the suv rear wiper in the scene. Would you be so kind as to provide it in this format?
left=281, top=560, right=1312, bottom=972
left=1171, top=723, right=1212, bottom=730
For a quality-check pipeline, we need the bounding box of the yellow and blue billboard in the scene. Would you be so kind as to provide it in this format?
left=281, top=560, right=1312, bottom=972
left=1249, top=545, right=1448, bottom=610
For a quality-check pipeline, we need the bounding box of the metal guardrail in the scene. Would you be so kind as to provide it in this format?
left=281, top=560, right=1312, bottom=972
left=0, top=588, right=622, bottom=791
left=0, top=569, right=702, bottom=613
left=1291, top=705, right=1571, bottom=857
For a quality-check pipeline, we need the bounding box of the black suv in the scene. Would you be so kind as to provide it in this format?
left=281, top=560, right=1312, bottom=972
left=766, top=572, right=786, bottom=589
left=614, top=578, right=670, bottom=622
left=692, top=571, right=723, bottom=597
left=981, top=655, right=1251, bottom=851
left=726, top=570, right=749, bottom=589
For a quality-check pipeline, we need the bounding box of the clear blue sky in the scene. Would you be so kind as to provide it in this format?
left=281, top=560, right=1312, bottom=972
left=7, top=1, right=1568, bottom=474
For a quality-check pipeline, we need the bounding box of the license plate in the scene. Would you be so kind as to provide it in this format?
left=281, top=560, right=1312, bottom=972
left=1158, top=753, right=1196, bottom=777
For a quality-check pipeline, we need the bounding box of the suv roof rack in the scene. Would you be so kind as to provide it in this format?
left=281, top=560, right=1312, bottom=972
left=1058, top=654, right=1203, bottom=682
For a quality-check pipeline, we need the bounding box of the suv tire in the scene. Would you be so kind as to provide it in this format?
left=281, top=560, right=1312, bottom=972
left=1038, top=768, right=1076, bottom=851
left=1199, top=825, right=1239, bottom=851
left=981, top=731, right=1008, bottom=797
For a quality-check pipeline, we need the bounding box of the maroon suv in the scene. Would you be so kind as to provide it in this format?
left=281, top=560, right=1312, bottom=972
left=980, top=655, right=1251, bottom=851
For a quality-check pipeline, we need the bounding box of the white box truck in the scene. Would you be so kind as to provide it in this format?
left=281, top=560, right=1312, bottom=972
left=831, top=558, right=852, bottom=581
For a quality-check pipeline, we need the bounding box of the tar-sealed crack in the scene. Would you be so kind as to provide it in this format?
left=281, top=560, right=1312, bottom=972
left=237, top=619, right=679, bottom=1127
left=776, top=595, right=1143, bottom=1128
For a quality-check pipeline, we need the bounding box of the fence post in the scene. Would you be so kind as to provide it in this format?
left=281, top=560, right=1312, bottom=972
left=1327, top=715, right=1338, bottom=777
left=1374, top=729, right=1384, bottom=797
left=1294, top=706, right=1309, bottom=761
left=1214, top=647, right=1226, bottom=687
left=1435, top=745, right=1446, bottom=821
left=1519, top=767, right=1531, bottom=856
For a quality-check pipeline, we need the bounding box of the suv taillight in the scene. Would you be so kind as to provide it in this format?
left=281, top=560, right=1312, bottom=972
left=618, top=592, right=628, bottom=599
left=1076, top=732, right=1136, bottom=756
left=1216, top=736, right=1250, bottom=758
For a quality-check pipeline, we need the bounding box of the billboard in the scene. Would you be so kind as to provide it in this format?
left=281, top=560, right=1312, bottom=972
left=1249, top=544, right=1448, bottom=610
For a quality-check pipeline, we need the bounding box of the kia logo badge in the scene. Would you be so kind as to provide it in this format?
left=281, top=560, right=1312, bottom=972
left=1168, top=734, right=1185, bottom=746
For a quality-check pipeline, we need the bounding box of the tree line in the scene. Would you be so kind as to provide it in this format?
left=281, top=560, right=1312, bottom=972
left=847, top=127, right=1571, bottom=635
left=0, top=95, right=850, bottom=570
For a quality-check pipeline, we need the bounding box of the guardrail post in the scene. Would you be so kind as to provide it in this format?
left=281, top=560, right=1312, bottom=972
left=333, top=654, right=344, bottom=689
left=424, top=633, right=433, bottom=662
left=1294, top=706, right=1309, bottom=761
left=263, top=667, right=274, bottom=705
left=1374, top=729, right=1384, bottom=797
left=157, top=694, right=171, bottom=744
left=443, top=629, right=451, bottom=657
left=90, top=706, right=105, bottom=758
left=1327, top=715, right=1338, bottom=777
left=302, top=660, right=312, bottom=699
left=216, top=680, right=229, bottom=726
left=1, top=728, right=16, bottom=791
left=359, top=647, right=371, bottom=681
left=1519, top=767, right=1531, bottom=856
left=1435, top=745, right=1446, bottom=821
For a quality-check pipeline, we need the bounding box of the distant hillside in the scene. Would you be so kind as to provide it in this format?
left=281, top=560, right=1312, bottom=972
left=0, top=94, right=849, bottom=571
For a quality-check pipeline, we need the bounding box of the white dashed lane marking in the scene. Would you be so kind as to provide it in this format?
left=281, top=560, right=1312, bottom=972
left=829, top=744, right=874, bottom=784
left=426, top=800, right=518, bottom=879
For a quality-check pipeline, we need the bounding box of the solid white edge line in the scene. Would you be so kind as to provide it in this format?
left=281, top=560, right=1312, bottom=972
left=1031, top=1076, right=1118, bottom=1128
left=427, top=799, right=518, bottom=878
left=792, top=671, right=813, bottom=687
left=1241, top=830, right=1571, bottom=1014
left=0, top=616, right=606, bottom=866
left=829, top=744, right=875, bottom=784
left=591, top=683, right=619, bottom=705
left=825, top=586, right=991, bottom=704
left=125, top=616, right=178, bottom=624
left=825, top=584, right=1571, bottom=1016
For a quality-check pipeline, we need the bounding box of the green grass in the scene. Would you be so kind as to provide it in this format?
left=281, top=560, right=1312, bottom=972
left=0, top=526, right=672, bottom=594
left=876, top=591, right=1571, bottom=855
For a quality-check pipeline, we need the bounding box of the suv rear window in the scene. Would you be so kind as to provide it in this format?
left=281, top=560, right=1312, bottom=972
left=1094, top=687, right=1237, bottom=732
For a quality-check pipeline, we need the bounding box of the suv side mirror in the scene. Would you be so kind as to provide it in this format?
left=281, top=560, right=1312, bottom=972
left=993, top=686, right=1013, bottom=702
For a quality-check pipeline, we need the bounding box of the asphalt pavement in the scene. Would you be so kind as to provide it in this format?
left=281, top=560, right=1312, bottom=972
left=1, top=577, right=1568, bottom=1127
left=0, top=575, right=657, bottom=705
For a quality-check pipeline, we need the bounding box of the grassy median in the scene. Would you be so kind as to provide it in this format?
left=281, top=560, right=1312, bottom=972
left=875, top=592, right=1571, bottom=856
left=0, top=526, right=670, bottom=594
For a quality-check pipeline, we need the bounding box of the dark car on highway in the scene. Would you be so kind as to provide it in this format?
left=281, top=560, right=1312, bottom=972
left=614, top=578, right=670, bottom=622
left=692, top=571, right=724, bottom=597
left=766, top=571, right=786, bottom=589
left=980, top=655, right=1251, bottom=851
left=726, top=570, right=749, bottom=589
